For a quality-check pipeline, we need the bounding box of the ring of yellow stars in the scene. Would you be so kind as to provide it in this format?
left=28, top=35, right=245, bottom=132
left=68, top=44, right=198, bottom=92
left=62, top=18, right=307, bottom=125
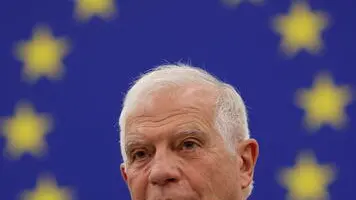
left=278, top=151, right=336, bottom=200
left=0, top=101, right=52, bottom=159
left=272, top=1, right=329, bottom=56
left=295, top=72, right=353, bottom=132
left=74, top=0, right=117, bottom=21
left=14, top=25, right=70, bottom=83
left=21, top=174, right=73, bottom=200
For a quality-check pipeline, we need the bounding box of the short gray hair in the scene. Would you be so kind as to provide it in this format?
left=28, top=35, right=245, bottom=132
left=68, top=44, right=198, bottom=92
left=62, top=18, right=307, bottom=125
left=119, top=63, right=253, bottom=198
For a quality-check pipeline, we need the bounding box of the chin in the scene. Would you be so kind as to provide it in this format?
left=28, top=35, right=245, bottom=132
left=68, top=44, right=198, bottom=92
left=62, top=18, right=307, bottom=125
left=147, top=197, right=198, bottom=200
left=145, top=190, right=199, bottom=200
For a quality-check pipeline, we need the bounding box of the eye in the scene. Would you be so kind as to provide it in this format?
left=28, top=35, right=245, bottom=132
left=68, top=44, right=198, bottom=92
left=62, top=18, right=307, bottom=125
left=131, top=150, right=149, bottom=161
left=181, top=140, right=199, bottom=151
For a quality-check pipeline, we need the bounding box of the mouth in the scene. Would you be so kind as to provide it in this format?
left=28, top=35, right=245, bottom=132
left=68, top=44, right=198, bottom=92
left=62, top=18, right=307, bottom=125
left=146, top=195, right=197, bottom=200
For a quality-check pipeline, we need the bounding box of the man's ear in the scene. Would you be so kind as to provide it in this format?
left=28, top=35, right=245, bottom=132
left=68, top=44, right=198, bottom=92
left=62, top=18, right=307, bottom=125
left=120, top=163, right=128, bottom=183
left=237, top=139, right=259, bottom=189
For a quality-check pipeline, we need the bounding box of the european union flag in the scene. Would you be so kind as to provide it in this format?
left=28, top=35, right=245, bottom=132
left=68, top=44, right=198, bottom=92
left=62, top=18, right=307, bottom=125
left=1, top=0, right=355, bottom=199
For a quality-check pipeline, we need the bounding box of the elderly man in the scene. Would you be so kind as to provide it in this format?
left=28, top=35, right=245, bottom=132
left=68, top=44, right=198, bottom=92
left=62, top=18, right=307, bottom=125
left=118, top=63, right=259, bottom=200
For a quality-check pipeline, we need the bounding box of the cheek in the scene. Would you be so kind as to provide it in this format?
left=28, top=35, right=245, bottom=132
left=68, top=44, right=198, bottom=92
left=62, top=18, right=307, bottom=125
left=126, top=168, right=149, bottom=199
left=183, top=153, right=226, bottom=194
left=188, top=152, right=239, bottom=198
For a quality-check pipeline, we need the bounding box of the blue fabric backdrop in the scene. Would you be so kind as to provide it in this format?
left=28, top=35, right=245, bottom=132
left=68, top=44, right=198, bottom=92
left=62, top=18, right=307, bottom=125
left=1, top=0, right=355, bottom=199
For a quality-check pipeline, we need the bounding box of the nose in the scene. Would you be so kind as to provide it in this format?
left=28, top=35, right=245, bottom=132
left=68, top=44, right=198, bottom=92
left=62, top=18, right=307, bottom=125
left=148, top=150, right=180, bottom=186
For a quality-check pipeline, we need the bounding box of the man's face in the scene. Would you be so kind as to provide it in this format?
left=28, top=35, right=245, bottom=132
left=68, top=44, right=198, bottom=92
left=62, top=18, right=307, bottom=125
left=120, top=85, right=258, bottom=200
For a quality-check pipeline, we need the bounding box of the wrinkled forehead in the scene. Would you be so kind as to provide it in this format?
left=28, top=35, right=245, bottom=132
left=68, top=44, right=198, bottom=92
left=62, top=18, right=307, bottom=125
left=121, top=85, right=223, bottom=155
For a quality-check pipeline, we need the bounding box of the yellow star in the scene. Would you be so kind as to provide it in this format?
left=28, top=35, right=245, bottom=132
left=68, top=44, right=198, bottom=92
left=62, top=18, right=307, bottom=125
left=14, top=25, right=70, bottom=83
left=21, top=173, right=73, bottom=200
left=0, top=101, right=53, bottom=159
left=278, top=151, right=336, bottom=200
left=74, top=0, right=117, bottom=21
left=295, top=72, right=353, bottom=131
left=272, top=1, right=329, bottom=56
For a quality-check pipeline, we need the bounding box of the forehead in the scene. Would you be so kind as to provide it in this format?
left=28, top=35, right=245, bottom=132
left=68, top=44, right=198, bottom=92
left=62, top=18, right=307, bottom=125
left=125, top=84, right=218, bottom=136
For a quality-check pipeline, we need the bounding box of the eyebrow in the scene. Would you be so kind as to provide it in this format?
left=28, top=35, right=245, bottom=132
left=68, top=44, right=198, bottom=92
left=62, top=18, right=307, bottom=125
left=124, top=129, right=206, bottom=151
left=125, top=136, right=146, bottom=152
left=173, top=129, right=205, bottom=138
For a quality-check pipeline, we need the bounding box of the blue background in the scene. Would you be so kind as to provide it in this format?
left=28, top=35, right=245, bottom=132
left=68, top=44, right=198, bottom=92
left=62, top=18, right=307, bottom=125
left=1, top=0, right=355, bottom=199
